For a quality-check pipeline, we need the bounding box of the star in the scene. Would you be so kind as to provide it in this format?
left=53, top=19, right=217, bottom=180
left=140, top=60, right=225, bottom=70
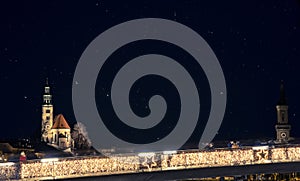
left=259, top=150, right=266, bottom=159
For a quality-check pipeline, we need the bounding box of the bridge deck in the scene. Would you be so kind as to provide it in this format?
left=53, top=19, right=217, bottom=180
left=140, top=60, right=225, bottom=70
left=1, top=145, right=300, bottom=180
left=69, top=162, right=300, bottom=181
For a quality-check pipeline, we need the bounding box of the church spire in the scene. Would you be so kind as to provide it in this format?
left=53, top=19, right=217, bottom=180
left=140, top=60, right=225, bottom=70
left=43, top=78, right=51, bottom=104
left=41, top=78, right=54, bottom=142
left=45, top=77, right=49, bottom=86
left=275, top=80, right=291, bottom=143
left=277, top=80, right=287, bottom=105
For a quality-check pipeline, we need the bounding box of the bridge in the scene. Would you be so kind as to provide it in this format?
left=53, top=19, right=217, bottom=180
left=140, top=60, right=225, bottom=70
left=1, top=144, right=300, bottom=180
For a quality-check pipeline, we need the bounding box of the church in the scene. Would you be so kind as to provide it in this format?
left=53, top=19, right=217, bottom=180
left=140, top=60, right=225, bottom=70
left=40, top=79, right=73, bottom=150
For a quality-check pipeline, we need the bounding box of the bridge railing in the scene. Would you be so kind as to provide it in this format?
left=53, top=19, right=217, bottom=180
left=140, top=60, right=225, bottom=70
left=2, top=145, right=300, bottom=180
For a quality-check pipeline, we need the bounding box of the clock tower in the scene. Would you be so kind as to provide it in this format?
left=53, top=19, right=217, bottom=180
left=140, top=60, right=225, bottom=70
left=275, top=81, right=291, bottom=143
left=41, top=78, right=54, bottom=143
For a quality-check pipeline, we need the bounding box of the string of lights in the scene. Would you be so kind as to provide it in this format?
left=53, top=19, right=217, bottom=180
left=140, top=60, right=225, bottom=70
left=1, top=145, right=300, bottom=180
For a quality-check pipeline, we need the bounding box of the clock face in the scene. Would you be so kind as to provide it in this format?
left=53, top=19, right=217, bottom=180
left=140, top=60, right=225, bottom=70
left=281, top=132, right=287, bottom=138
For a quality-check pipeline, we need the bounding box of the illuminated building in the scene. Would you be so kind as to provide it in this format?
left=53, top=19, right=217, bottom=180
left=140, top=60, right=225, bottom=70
left=41, top=79, right=72, bottom=150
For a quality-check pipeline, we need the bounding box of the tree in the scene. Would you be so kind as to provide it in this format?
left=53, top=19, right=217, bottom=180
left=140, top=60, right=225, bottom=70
left=71, top=122, right=92, bottom=149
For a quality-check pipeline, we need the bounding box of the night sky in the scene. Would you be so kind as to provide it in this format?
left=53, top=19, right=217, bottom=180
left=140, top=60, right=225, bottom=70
left=1, top=1, right=300, bottom=146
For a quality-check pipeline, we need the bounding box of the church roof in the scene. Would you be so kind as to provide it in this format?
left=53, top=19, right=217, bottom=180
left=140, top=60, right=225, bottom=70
left=52, top=114, right=71, bottom=129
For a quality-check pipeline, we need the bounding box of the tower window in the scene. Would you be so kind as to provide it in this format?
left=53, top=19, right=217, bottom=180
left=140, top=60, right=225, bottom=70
left=46, top=116, right=50, bottom=120
left=45, top=87, right=50, bottom=94
left=46, top=110, right=50, bottom=113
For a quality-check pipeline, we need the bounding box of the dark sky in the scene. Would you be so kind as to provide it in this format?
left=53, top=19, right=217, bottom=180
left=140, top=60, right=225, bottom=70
left=1, top=1, right=300, bottom=146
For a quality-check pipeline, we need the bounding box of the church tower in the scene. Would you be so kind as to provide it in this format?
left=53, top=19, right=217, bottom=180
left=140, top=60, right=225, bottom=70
left=275, top=81, right=291, bottom=143
left=41, top=78, right=54, bottom=142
